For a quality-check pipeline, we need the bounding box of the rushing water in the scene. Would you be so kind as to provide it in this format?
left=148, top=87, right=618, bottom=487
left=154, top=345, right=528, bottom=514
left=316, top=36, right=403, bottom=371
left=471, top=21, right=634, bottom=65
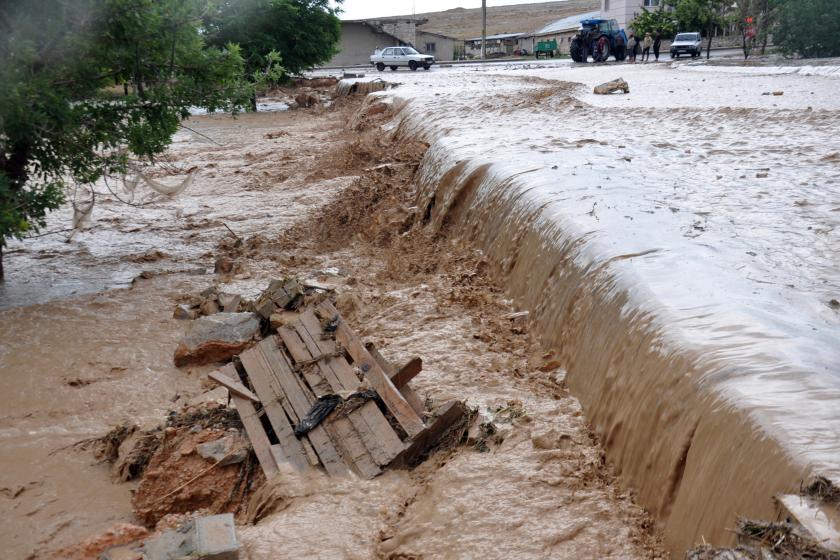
left=353, top=61, right=840, bottom=552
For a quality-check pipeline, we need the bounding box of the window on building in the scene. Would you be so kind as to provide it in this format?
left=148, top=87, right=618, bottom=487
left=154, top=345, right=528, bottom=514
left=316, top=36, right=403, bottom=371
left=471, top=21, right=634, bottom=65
left=425, top=42, right=436, bottom=53
left=643, top=0, right=660, bottom=6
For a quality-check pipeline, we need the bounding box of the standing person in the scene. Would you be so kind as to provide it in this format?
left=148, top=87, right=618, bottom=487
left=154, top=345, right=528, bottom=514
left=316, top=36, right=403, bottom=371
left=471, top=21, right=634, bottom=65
left=628, top=33, right=637, bottom=63
left=642, top=32, right=652, bottom=62
left=631, top=33, right=641, bottom=63
left=653, top=31, right=662, bottom=62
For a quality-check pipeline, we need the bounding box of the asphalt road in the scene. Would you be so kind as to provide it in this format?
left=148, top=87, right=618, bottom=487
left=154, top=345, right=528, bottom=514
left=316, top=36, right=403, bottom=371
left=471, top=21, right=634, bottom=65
left=316, top=47, right=749, bottom=75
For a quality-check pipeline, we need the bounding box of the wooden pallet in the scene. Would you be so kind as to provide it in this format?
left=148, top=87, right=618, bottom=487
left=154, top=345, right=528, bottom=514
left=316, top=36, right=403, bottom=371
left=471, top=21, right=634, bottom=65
left=209, top=302, right=466, bottom=478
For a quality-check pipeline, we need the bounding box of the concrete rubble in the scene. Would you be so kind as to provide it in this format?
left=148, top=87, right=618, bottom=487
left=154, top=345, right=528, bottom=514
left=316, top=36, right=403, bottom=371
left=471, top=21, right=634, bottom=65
left=102, top=514, right=239, bottom=560
left=173, top=312, right=261, bottom=367
left=593, top=77, right=630, bottom=94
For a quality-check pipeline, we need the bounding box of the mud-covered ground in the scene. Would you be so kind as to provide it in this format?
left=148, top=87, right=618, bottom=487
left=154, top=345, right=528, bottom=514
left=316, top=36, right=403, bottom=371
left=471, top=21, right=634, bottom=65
left=0, top=89, right=665, bottom=558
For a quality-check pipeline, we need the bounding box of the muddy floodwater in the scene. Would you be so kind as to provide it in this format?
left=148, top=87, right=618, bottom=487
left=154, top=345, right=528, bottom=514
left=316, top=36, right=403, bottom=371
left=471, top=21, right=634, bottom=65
left=1, top=58, right=839, bottom=558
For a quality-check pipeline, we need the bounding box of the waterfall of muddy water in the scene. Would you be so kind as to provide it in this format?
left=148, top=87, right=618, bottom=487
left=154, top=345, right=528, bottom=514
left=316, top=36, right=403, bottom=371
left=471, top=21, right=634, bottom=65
left=340, top=62, right=840, bottom=553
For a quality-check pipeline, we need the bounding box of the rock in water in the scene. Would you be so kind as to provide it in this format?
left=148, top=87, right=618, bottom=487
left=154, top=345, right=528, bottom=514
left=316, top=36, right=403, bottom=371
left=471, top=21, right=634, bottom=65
left=593, top=78, right=629, bottom=95
left=173, top=313, right=261, bottom=367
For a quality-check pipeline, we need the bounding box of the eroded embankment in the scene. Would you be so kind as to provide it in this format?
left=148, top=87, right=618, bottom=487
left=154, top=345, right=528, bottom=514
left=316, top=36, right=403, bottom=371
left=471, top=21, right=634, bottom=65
left=357, top=81, right=831, bottom=553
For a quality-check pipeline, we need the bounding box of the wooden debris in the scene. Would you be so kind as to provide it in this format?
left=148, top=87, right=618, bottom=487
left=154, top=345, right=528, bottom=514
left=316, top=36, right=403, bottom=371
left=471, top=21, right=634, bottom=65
left=207, top=297, right=466, bottom=480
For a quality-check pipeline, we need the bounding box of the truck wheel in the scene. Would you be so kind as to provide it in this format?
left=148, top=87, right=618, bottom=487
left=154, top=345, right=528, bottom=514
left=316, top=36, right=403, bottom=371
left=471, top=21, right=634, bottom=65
left=423, top=63, right=430, bottom=70
left=376, top=63, right=385, bottom=72
left=390, top=66, right=398, bottom=71
left=570, top=38, right=585, bottom=63
left=409, top=60, right=418, bottom=71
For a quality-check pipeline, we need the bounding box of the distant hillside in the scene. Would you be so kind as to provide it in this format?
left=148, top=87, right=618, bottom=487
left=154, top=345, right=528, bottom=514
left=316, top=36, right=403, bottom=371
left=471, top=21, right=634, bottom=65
left=410, top=0, right=600, bottom=40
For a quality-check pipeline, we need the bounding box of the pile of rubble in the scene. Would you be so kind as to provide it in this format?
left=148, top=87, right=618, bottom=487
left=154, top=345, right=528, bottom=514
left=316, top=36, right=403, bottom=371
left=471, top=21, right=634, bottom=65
left=173, top=277, right=468, bottom=479
left=69, top=278, right=478, bottom=558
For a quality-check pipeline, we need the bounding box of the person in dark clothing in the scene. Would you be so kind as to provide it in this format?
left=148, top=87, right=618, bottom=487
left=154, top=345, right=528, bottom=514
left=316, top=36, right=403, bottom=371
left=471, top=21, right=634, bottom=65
left=653, top=31, right=662, bottom=61
left=628, top=33, right=641, bottom=63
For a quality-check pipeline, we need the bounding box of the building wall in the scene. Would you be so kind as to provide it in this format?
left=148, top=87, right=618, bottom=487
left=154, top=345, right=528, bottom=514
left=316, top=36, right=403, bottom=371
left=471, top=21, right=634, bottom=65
left=518, top=30, right=578, bottom=55
left=602, top=0, right=669, bottom=31
left=601, top=0, right=641, bottom=30
left=380, top=20, right=418, bottom=47
left=416, top=32, right=458, bottom=61
left=327, top=22, right=404, bottom=67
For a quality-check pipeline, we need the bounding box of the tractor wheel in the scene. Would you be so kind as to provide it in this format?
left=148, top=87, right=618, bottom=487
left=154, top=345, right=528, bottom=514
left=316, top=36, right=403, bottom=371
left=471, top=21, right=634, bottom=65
left=614, top=43, right=626, bottom=61
left=570, top=38, right=585, bottom=63
left=390, top=66, right=398, bottom=71
left=409, top=60, right=418, bottom=71
left=594, top=36, right=610, bottom=62
left=376, top=63, right=385, bottom=72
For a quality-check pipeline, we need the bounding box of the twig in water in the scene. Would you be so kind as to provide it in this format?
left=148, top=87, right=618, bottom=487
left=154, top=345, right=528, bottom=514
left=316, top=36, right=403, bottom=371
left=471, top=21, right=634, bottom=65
left=179, top=123, right=223, bottom=146
left=222, top=223, right=240, bottom=241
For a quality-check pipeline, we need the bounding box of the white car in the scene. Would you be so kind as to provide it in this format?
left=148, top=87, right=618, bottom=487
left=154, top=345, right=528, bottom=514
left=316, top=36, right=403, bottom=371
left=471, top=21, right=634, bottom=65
left=371, top=47, right=434, bottom=72
left=670, top=32, right=703, bottom=59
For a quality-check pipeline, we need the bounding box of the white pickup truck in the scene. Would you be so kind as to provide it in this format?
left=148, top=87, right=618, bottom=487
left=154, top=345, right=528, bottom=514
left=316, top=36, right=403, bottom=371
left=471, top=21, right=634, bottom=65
left=371, top=47, right=434, bottom=72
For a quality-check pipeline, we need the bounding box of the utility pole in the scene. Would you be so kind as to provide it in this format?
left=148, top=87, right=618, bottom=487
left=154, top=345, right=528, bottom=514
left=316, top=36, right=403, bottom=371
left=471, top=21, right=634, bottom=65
left=481, top=0, right=487, bottom=59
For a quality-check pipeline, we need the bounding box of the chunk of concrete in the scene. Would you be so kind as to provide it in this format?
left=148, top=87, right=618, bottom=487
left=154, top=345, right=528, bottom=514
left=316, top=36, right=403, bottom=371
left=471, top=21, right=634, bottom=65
left=195, top=514, right=239, bottom=560
left=593, top=77, right=629, bottom=95
left=141, top=515, right=238, bottom=560
left=173, top=313, right=261, bottom=367
left=142, top=524, right=193, bottom=560
left=196, top=435, right=248, bottom=466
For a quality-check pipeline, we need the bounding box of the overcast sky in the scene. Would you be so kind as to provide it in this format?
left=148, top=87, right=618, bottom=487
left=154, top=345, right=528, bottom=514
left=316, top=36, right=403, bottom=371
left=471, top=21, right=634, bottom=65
left=333, top=0, right=561, bottom=20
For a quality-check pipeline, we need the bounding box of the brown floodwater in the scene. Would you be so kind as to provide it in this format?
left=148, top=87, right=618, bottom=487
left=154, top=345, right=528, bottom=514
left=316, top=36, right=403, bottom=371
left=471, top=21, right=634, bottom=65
left=1, top=95, right=663, bottom=558
left=364, top=63, right=840, bottom=553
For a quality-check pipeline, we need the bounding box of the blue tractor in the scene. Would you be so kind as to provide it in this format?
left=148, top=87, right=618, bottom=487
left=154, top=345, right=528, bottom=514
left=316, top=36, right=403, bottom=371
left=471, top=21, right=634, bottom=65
left=570, top=18, right=628, bottom=63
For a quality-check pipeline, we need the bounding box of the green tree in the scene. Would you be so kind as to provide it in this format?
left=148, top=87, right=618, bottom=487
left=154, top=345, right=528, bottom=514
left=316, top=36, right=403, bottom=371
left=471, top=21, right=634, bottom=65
left=668, top=0, right=734, bottom=58
left=736, top=0, right=782, bottom=56
left=205, top=0, right=341, bottom=79
left=0, top=0, right=251, bottom=279
left=630, top=7, right=678, bottom=38
left=774, top=0, right=840, bottom=58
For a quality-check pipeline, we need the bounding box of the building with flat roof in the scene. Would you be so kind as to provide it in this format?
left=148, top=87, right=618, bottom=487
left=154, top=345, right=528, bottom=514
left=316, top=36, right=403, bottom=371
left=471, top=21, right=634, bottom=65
left=518, top=10, right=600, bottom=55
left=464, top=32, right=524, bottom=57
left=325, top=18, right=460, bottom=67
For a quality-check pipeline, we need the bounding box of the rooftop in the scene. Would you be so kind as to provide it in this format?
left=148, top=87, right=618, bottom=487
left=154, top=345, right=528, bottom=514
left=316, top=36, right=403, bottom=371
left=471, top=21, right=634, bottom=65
left=529, top=10, right=601, bottom=36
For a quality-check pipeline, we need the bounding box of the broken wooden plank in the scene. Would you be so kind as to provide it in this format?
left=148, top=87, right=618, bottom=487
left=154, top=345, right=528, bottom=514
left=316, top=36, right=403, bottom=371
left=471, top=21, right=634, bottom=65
left=217, top=365, right=278, bottom=478
left=395, top=400, right=468, bottom=468
left=288, top=317, right=397, bottom=472
left=296, top=310, right=406, bottom=466
left=254, top=338, right=351, bottom=478
left=208, top=369, right=260, bottom=403
left=365, top=342, right=426, bottom=417
left=238, top=348, right=311, bottom=472
left=317, top=301, right=425, bottom=438
left=392, top=357, right=422, bottom=389
left=278, top=325, right=332, bottom=395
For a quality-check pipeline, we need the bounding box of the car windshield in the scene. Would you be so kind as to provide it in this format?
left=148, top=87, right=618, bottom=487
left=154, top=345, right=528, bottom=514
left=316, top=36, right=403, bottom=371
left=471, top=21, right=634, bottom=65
left=403, top=47, right=419, bottom=55
left=675, top=34, right=698, bottom=41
